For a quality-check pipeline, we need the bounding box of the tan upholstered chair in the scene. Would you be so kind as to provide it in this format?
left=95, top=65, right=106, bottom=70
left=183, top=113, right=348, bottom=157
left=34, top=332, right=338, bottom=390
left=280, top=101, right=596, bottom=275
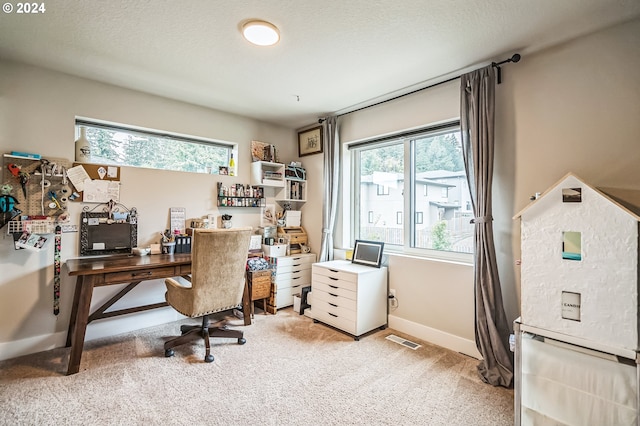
left=163, top=227, right=252, bottom=363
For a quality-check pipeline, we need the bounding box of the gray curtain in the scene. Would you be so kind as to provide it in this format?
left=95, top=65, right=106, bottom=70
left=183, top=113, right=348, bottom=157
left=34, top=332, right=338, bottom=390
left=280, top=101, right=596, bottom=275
left=319, top=116, right=340, bottom=262
left=460, top=65, right=513, bottom=388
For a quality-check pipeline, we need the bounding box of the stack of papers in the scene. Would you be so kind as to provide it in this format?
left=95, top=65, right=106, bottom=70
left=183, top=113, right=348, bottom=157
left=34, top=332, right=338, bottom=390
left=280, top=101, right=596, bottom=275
left=285, top=210, right=301, bottom=227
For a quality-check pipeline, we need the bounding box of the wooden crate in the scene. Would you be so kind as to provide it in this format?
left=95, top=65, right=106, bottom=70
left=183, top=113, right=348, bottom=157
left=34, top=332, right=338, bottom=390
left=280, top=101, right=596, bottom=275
left=249, top=270, right=271, bottom=300
left=248, top=269, right=276, bottom=314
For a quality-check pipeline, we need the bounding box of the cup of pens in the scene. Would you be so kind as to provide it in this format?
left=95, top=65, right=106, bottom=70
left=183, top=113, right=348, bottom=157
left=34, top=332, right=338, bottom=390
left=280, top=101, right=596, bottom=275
left=160, top=230, right=176, bottom=254
left=162, top=241, right=176, bottom=254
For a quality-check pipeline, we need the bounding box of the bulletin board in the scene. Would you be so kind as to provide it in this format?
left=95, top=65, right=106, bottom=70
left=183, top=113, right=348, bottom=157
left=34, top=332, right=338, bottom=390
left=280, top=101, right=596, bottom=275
left=69, top=163, right=121, bottom=203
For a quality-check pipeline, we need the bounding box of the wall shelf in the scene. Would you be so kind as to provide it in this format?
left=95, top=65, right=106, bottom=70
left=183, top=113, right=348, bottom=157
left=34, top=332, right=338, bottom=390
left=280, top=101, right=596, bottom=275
left=216, top=182, right=265, bottom=207
left=250, top=161, right=285, bottom=187
left=276, top=178, right=307, bottom=208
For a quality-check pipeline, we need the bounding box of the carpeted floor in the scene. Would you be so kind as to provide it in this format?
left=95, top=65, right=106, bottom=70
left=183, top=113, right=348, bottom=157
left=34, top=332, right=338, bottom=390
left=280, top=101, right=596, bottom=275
left=0, top=308, right=513, bottom=425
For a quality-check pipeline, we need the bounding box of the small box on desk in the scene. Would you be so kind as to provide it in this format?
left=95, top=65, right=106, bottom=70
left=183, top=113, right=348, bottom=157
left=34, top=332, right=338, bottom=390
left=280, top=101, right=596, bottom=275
left=262, top=244, right=287, bottom=257
left=277, top=226, right=307, bottom=254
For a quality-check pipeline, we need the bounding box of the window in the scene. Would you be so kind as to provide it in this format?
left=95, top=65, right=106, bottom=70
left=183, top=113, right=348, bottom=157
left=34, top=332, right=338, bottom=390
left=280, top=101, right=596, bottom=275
left=377, top=185, right=390, bottom=195
left=351, top=122, right=473, bottom=260
left=368, top=211, right=374, bottom=223
left=76, top=119, right=233, bottom=174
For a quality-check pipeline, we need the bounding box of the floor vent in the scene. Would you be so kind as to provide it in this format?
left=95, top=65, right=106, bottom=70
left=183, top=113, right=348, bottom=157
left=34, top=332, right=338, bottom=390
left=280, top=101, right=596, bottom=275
left=385, top=334, right=421, bottom=350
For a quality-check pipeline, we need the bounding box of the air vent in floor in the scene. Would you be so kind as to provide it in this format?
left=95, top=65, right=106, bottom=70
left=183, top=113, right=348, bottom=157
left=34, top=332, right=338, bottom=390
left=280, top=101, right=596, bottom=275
left=385, top=334, right=421, bottom=350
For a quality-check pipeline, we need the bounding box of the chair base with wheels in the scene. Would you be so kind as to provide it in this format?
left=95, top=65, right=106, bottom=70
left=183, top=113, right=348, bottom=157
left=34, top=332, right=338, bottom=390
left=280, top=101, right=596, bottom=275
left=164, top=314, right=246, bottom=362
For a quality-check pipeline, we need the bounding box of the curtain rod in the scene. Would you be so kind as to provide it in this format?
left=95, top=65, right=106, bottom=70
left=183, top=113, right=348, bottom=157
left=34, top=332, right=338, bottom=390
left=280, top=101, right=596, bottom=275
left=319, top=53, right=521, bottom=123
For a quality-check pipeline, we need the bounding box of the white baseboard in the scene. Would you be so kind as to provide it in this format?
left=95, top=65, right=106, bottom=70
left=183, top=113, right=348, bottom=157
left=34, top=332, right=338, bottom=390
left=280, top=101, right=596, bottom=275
left=0, top=331, right=68, bottom=362
left=388, top=315, right=482, bottom=359
left=0, top=308, right=182, bottom=362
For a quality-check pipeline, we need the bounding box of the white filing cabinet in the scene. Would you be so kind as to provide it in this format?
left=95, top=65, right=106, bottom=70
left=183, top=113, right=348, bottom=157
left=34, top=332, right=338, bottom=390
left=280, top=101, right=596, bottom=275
left=310, top=260, right=387, bottom=340
left=267, top=253, right=316, bottom=309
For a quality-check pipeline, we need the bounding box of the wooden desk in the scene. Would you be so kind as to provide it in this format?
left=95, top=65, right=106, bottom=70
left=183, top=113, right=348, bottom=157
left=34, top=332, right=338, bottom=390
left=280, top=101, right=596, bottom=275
left=64, top=254, right=253, bottom=375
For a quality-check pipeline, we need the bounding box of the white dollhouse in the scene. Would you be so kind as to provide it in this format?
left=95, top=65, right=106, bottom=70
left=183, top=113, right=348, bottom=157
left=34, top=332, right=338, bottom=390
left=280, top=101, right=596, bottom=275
left=513, top=173, right=640, bottom=425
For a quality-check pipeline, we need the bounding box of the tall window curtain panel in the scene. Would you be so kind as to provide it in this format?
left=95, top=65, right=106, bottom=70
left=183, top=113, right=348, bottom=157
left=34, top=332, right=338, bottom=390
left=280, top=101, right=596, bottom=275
left=319, top=116, right=340, bottom=262
left=460, top=65, right=513, bottom=388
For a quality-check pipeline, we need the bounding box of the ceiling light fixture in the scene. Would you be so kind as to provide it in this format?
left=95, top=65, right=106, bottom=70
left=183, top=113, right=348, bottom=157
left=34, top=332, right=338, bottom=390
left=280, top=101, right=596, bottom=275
left=242, top=20, right=280, bottom=46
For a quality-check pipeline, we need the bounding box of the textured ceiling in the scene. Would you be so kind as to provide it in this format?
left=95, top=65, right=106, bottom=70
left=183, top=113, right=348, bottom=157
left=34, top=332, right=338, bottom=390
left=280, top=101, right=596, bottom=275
left=1, top=0, right=639, bottom=129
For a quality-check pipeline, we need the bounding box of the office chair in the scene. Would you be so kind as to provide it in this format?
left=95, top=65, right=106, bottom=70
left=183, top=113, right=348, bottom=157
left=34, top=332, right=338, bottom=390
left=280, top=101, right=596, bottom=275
left=163, top=227, right=252, bottom=363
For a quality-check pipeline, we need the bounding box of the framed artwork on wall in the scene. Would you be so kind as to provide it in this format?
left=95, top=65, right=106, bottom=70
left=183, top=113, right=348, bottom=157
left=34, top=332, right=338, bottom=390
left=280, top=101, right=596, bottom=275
left=298, top=126, right=323, bottom=157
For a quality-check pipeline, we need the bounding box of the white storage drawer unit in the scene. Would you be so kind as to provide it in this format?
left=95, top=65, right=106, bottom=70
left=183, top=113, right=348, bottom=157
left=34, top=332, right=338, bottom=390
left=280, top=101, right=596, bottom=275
left=268, top=253, right=315, bottom=309
left=310, top=260, right=387, bottom=340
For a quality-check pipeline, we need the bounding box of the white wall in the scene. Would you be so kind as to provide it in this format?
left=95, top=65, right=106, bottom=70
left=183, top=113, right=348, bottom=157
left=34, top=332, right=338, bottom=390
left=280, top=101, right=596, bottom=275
left=0, top=60, right=296, bottom=360
left=330, top=18, right=640, bottom=357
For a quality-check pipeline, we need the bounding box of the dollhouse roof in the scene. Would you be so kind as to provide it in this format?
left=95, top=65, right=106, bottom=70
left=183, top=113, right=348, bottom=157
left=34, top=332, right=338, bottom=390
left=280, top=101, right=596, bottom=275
left=513, top=172, right=640, bottom=221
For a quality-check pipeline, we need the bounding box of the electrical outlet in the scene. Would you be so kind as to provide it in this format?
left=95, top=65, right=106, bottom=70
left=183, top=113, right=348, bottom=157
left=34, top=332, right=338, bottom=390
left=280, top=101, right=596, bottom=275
left=389, top=289, right=396, bottom=298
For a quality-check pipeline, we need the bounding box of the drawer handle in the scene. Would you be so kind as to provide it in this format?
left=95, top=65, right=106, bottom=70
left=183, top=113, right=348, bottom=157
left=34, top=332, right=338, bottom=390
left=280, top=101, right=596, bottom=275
left=329, top=293, right=338, bottom=297
left=328, top=313, right=338, bottom=318
left=293, top=264, right=301, bottom=267
left=329, top=303, right=337, bottom=307
left=329, top=277, right=338, bottom=281
left=132, top=271, right=153, bottom=277
left=329, top=269, right=339, bottom=273
left=292, top=277, right=300, bottom=280
left=329, top=285, right=338, bottom=289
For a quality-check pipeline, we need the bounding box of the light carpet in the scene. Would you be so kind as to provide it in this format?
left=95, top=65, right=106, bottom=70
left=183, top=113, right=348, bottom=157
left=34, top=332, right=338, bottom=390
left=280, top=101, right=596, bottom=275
left=0, top=308, right=513, bottom=425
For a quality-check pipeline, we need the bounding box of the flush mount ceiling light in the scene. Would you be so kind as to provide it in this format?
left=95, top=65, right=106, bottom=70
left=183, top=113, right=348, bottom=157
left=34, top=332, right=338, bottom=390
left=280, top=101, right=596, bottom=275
left=242, top=20, right=280, bottom=46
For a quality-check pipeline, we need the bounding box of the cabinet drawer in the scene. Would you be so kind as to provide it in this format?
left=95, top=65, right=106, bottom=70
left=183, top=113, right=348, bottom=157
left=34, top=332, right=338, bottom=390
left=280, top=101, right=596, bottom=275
left=275, top=262, right=312, bottom=274
left=312, top=273, right=357, bottom=292
left=276, top=286, right=294, bottom=308
left=312, top=290, right=356, bottom=313
left=274, top=254, right=316, bottom=267
left=312, top=265, right=357, bottom=283
left=312, top=281, right=356, bottom=302
left=313, top=309, right=356, bottom=335
left=274, top=269, right=311, bottom=284
left=104, top=266, right=178, bottom=284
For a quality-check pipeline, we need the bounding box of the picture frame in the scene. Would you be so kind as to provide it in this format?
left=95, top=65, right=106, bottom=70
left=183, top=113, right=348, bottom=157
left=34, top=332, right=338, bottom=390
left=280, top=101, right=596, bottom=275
left=351, top=239, right=384, bottom=268
left=298, top=125, right=323, bottom=157
left=218, top=166, right=228, bottom=175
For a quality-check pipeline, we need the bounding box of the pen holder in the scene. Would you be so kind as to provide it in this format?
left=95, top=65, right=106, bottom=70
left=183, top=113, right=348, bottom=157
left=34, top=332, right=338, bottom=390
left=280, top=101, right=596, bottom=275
left=222, top=220, right=232, bottom=229
left=162, top=241, right=176, bottom=254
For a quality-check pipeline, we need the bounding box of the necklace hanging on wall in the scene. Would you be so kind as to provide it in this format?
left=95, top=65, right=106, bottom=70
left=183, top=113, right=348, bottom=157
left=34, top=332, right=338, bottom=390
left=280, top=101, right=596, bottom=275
left=53, top=225, right=61, bottom=315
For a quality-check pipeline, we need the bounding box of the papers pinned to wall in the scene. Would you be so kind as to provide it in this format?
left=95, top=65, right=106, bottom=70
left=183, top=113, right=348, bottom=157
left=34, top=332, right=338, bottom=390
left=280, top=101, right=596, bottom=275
left=69, top=163, right=121, bottom=203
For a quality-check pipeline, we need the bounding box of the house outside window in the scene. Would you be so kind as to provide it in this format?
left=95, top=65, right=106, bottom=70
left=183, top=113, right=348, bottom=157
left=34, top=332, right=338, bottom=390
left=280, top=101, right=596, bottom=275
left=351, top=122, right=473, bottom=260
left=377, top=185, right=390, bottom=195
left=76, top=119, right=233, bottom=174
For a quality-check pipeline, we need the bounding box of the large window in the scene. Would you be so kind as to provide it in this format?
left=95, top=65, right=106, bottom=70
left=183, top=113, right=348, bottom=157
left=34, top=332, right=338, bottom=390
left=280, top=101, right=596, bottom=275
left=351, top=122, right=473, bottom=260
left=76, top=119, right=233, bottom=174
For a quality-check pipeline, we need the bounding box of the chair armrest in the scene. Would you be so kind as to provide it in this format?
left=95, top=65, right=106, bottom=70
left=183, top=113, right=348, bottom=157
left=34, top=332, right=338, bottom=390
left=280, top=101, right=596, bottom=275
left=165, top=277, right=191, bottom=290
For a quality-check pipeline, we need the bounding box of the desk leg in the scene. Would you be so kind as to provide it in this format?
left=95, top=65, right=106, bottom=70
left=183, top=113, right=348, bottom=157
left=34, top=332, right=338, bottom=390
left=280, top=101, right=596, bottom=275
left=242, top=278, right=252, bottom=326
left=65, top=276, right=83, bottom=347
left=67, top=275, right=95, bottom=375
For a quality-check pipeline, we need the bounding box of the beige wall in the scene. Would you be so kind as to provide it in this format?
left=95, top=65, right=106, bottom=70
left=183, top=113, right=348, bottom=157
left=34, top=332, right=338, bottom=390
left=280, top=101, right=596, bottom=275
left=0, top=61, right=296, bottom=359
left=1, top=17, right=638, bottom=361
left=331, top=18, right=640, bottom=356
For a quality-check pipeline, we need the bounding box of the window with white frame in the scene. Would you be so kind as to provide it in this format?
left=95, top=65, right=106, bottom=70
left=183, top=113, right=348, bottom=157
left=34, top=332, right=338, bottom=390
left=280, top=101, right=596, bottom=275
left=75, top=120, right=233, bottom=174
left=351, top=122, right=473, bottom=259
